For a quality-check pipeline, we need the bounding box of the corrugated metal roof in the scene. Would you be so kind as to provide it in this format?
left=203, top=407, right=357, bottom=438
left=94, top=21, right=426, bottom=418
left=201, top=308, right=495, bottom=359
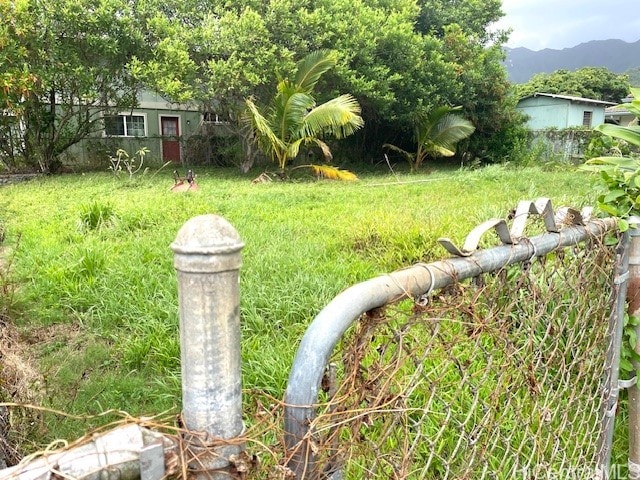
left=519, top=92, right=616, bottom=106
left=605, top=106, right=631, bottom=114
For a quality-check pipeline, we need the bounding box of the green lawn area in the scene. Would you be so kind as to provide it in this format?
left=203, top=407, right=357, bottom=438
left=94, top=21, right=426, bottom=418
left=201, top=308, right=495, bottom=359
left=0, top=164, right=605, bottom=450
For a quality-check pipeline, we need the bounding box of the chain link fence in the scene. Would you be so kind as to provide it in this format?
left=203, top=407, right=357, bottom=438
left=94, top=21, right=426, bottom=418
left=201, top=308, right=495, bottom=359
left=298, top=241, right=620, bottom=478
left=227, top=210, right=625, bottom=479
left=0, top=207, right=628, bottom=480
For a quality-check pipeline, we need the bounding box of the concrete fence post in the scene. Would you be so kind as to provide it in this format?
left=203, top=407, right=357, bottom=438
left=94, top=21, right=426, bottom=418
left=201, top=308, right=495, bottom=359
left=171, top=214, right=245, bottom=479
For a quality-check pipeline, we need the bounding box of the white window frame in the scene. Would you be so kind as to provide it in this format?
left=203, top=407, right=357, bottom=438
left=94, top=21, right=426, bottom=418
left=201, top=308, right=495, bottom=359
left=202, top=111, right=229, bottom=124
left=103, top=112, right=148, bottom=137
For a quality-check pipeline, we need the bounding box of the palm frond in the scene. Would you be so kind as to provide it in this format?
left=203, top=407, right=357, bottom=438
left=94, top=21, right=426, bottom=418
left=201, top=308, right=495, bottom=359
left=382, top=143, right=415, bottom=163
left=597, top=123, right=640, bottom=147
left=414, top=105, right=461, bottom=145
left=275, top=80, right=300, bottom=114
left=309, top=164, right=358, bottom=181
left=281, top=92, right=315, bottom=139
left=427, top=113, right=475, bottom=155
left=424, top=142, right=455, bottom=157
left=245, top=98, right=285, bottom=159
left=286, top=138, right=305, bottom=161
left=302, top=94, right=364, bottom=139
left=583, top=156, right=640, bottom=171
left=294, top=50, right=337, bottom=93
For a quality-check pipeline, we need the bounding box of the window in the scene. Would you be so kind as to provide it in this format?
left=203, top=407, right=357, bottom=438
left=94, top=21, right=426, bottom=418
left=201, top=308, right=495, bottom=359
left=203, top=112, right=228, bottom=124
left=582, top=111, right=593, bottom=127
left=104, top=114, right=146, bottom=137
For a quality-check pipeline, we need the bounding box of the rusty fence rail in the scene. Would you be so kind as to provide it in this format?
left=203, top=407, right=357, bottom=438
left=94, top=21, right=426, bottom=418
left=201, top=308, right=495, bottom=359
left=0, top=199, right=635, bottom=480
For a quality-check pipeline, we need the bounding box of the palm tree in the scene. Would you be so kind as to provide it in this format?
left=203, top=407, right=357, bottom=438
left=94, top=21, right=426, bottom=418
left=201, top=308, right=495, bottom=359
left=244, top=50, right=364, bottom=175
left=384, top=105, right=475, bottom=172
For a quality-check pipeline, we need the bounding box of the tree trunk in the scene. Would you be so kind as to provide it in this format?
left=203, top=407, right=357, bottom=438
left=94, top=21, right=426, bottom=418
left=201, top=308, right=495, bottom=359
left=238, top=125, right=258, bottom=173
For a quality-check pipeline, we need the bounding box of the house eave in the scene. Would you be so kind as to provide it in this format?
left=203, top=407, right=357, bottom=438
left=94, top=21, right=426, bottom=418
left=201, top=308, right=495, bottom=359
left=519, top=92, right=616, bottom=107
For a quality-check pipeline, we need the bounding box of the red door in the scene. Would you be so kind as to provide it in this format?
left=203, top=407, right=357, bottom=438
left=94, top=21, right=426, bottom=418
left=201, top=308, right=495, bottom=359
left=161, top=116, right=181, bottom=162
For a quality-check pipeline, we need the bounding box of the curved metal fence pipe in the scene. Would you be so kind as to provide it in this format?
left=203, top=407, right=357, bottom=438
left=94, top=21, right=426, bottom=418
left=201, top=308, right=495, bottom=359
left=284, top=216, right=617, bottom=479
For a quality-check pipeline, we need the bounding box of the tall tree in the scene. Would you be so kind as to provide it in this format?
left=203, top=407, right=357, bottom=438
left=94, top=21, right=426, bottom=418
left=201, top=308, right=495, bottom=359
left=514, top=68, right=631, bottom=103
left=136, top=0, right=513, bottom=165
left=437, top=24, right=526, bottom=163
left=0, top=0, right=148, bottom=172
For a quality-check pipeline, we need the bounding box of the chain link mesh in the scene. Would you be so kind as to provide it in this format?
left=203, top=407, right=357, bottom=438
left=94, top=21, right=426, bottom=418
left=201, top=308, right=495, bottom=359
left=243, top=235, right=621, bottom=479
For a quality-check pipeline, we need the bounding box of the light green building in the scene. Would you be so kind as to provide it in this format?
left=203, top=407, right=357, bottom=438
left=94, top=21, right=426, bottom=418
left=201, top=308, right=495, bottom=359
left=516, top=93, right=615, bottom=130
left=70, top=91, right=228, bottom=166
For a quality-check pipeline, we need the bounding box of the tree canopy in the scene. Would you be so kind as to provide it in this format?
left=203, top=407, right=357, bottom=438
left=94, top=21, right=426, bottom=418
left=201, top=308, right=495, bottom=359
left=137, top=0, right=512, bottom=138
left=0, top=0, right=150, bottom=172
left=513, top=67, right=631, bottom=103
left=0, top=0, right=521, bottom=171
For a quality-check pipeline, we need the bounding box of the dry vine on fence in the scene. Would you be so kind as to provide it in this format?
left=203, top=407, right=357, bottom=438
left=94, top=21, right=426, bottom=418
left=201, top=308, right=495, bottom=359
left=0, top=229, right=621, bottom=479
left=241, top=235, right=619, bottom=478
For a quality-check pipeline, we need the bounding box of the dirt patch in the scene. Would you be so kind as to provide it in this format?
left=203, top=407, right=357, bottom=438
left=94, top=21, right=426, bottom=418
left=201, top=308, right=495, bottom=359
left=0, top=235, right=84, bottom=465
left=0, top=320, right=85, bottom=467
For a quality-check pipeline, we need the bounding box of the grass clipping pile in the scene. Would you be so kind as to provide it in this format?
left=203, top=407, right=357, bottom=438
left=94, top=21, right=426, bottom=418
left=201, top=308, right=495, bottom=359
left=0, top=314, right=41, bottom=467
left=0, top=233, right=49, bottom=468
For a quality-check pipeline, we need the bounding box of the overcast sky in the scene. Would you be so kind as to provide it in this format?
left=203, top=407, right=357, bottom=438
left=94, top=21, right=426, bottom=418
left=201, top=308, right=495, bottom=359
left=493, top=0, right=640, bottom=51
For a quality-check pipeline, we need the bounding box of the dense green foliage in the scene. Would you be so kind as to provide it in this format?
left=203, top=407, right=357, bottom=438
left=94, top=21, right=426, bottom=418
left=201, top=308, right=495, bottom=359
left=0, top=0, right=152, bottom=172
left=149, top=0, right=513, bottom=141
left=1, top=0, right=525, bottom=171
left=581, top=88, right=640, bottom=388
left=416, top=0, right=503, bottom=42
left=513, top=67, right=631, bottom=103
left=582, top=87, right=640, bottom=227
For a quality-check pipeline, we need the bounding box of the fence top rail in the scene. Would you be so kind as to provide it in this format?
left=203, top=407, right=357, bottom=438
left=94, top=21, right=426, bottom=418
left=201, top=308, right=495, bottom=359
left=283, top=204, right=617, bottom=476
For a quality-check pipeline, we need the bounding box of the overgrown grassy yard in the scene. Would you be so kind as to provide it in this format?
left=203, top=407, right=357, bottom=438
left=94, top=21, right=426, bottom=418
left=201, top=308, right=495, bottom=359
left=0, top=164, right=603, bottom=449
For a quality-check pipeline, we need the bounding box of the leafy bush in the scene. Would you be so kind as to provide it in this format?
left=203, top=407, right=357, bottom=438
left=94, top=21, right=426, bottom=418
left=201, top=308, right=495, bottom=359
left=581, top=87, right=640, bottom=229
left=584, top=131, right=634, bottom=160
left=581, top=88, right=640, bottom=379
left=109, top=147, right=149, bottom=180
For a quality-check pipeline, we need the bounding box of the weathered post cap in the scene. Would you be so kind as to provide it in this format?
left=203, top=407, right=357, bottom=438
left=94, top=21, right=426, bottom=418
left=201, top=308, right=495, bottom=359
left=171, top=214, right=244, bottom=273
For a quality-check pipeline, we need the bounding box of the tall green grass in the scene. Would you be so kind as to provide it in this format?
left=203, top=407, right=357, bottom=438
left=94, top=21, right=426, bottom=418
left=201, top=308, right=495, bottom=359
left=0, top=164, right=602, bottom=445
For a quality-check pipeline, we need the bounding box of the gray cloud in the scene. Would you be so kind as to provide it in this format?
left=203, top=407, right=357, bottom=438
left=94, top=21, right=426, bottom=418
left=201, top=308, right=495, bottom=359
left=494, top=0, right=640, bottom=50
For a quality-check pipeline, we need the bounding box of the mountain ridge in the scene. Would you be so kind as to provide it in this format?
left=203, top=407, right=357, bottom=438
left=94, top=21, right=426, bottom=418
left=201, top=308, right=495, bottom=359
left=504, top=38, right=640, bottom=84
